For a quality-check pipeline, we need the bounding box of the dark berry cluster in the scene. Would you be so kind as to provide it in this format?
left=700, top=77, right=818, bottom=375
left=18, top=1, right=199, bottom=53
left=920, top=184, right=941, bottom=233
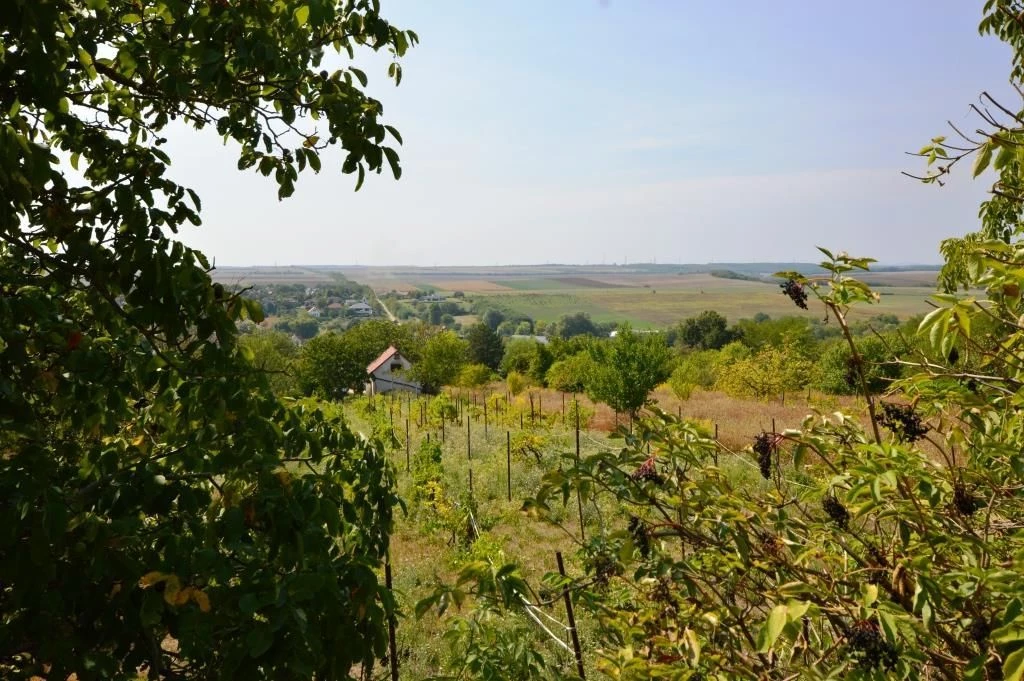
left=953, top=481, right=981, bottom=517
left=967, top=616, right=991, bottom=647
left=780, top=278, right=809, bottom=309
left=758, top=531, right=783, bottom=559
left=587, top=551, right=621, bottom=589
left=848, top=620, right=899, bottom=671
left=753, top=432, right=775, bottom=480
left=628, top=515, right=651, bottom=558
left=822, top=494, right=849, bottom=529
left=631, top=457, right=664, bottom=485
left=876, top=402, right=930, bottom=443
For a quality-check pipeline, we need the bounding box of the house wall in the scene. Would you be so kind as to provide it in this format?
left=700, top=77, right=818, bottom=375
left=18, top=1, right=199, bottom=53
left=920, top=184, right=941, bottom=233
left=368, top=353, right=420, bottom=395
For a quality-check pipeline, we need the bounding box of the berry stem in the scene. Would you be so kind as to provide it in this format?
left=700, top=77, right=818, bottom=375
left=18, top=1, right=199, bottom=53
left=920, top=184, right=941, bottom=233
left=827, top=301, right=882, bottom=444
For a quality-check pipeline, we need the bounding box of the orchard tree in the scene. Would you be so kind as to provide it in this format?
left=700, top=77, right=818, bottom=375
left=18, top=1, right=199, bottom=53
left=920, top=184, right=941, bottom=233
left=466, top=322, right=504, bottom=370
left=0, top=1, right=415, bottom=679
left=343, top=318, right=421, bottom=365
left=676, top=310, right=736, bottom=350
left=412, top=330, right=469, bottom=393
left=238, top=329, right=301, bottom=396
left=585, top=325, right=670, bottom=416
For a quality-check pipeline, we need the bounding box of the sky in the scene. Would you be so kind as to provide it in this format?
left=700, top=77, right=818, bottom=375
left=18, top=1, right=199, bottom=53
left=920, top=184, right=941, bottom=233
left=165, top=1, right=1013, bottom=266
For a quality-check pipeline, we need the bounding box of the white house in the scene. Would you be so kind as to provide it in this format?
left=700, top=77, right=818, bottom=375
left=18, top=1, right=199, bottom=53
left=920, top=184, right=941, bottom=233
left=366, top=346, right=421, bottom=395
left=307, top=306, right=322, bottom=318
left=347, top=301, right=373, bottom=316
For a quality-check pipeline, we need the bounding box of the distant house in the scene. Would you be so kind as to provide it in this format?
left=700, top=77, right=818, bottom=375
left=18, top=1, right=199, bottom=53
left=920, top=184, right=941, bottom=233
left=347, top=301, right=373, bottom=316
left=366, top=346, right=420, bottom=395
left=422, top=293, right=445, bottom=302
left=307, top=306, right=322, bottom=318
left=509, top=334, right=550, bottom=345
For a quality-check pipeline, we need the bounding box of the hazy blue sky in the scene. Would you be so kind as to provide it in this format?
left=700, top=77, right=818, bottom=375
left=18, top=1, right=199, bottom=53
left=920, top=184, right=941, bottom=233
left=167, top=1, right=1012, bottom=266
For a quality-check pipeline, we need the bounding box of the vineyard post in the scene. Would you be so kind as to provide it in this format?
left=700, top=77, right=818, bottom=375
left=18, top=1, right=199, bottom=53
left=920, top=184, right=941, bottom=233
left=405, top=417, right=410, bottom=473
left=520, top=411, right=523, bottom=430
left=483, top=398, right=488, bottom=439
left=506, top=431, right=511, bottom=502
left=385, top=553, right=399, bottom=681
left=556, top=551, right=586, bottom=680
left=530, top=393, right=535, bottom=424
left=575, top=399, right=585, bottom=542
left=467, top=414, right=471, bottom=461
left=714, top=422, right=720, bottom=465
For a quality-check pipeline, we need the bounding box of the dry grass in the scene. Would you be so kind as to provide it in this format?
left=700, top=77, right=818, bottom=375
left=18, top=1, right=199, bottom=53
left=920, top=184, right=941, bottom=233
left=457, top=384, right=869, bottom=451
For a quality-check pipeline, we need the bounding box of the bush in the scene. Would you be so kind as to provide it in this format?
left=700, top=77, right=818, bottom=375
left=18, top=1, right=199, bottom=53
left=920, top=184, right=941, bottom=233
left=716, top=344, right=812, bottom=400
left=458, top=363, right=493, bottom=388
left=506, top=371, right=528, bottom=396
left=545, top=352, right=592, bottom=393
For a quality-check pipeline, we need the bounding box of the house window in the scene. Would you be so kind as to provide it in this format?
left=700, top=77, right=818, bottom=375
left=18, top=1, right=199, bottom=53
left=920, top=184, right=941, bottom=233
left=390, top=363, right=402, bottom=373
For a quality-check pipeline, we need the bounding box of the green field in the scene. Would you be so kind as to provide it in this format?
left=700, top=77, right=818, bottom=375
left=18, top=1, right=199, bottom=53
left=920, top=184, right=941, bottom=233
left=214, top=264, right=940, bottom=325
left=339, top=266, right=939, bottom=326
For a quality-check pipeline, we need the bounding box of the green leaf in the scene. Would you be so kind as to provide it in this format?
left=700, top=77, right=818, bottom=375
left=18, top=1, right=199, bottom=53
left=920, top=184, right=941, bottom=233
left=383, top=147, right=401, bottom=180
left=757, top=604, right=788, bottom=652
left=384, top=125, right=403, bottom=145
left=294, top=5, right=310, bottom=26
left=246, top=625, right=273, bottom=658
left=974, top=142, right=993, bottom=177
left=1004, top=647, right=1024, bottom=681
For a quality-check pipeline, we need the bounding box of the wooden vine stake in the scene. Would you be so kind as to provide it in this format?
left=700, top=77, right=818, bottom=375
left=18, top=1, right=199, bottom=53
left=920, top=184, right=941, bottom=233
left=556, top=551, right=586, bottom=680
left=385, top=553, right=399, bottom=681
left=575, top=399, right=585, bottom=541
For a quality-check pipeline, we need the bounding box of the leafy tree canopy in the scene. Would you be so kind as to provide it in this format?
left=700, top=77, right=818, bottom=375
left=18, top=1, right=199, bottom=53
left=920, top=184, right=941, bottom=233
left=0, top=1, right=414, bottom=677
left=412, top=330, right=468, bottom=393
left=466, top=322, right=504, bottom=370
left=585, top=324, right=670, bottom=415
left=674, top=310, right=737, bottom=350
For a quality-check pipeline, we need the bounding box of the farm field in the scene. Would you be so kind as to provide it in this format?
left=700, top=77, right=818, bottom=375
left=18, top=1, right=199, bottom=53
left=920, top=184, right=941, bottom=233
left=339, top=265, right=939, bottom=326
left=343, top=385, right=867, bottom=679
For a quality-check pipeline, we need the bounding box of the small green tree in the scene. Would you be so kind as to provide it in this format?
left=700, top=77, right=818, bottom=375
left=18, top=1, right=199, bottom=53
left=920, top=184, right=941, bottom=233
left=716, top=343, right=813, bottom=400
left=458, top=363, right=493, bottom=389
left=676, top=310, right=737, bottom=350
left=239, top=330, right=300, bottom=396
left=413, top=330, right=469, bottom=393
left=585, top=325, right=670, bottom=416
left=545, top=352, right=593, bottom=393
left=296, top=332, right=363, bottom=398
left=466, top=322, right=505, bottom=370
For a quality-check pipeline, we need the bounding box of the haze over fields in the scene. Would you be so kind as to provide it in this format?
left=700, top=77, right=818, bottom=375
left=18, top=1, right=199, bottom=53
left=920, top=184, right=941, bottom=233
left=173, top=1, right=1009, bottom=267
left=212, top=263, right=940, bottom=325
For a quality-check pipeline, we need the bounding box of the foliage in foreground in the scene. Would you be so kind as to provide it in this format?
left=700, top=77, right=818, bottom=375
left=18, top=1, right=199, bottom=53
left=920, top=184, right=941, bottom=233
left=429, top=247, right=1024, bottom=680
left=1, top=0, right=415, bottom=678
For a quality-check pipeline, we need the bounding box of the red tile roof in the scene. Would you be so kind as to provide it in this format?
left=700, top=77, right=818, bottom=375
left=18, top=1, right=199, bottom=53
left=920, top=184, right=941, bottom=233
left=366, top=346, right=400, bottom=375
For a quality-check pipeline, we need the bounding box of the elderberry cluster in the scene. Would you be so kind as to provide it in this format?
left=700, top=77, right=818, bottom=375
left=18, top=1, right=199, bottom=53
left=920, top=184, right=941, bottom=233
left=753, top=432, right=774, bottom=480
left=822, top=494, right=850, bottom=529
left=780, top=278, right=809, bottom=309
left=876, top=402, right=930, bottom=443
left=848, top=620, right=899, bottom=671
left=628, top=515, right=651, bottom=558
left=586, top=551, right=621, bottom=589
left=967, top=616, right=991, bottom=647
left=631, top=457, right=664, bottom=485
left=953, top=481, right=981, bottom=517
